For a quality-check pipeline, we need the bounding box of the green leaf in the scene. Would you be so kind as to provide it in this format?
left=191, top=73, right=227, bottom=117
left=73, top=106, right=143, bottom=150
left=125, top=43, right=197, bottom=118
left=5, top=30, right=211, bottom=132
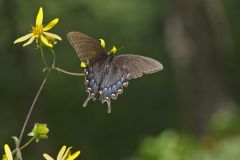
left=12, top=136, right=20, bottom=146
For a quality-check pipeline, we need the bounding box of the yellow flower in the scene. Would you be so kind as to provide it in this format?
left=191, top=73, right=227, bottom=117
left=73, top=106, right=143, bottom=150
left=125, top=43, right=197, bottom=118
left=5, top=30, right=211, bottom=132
left=66, top=151, right=81, bottom=160
left=80, top=61, right=86, bottom=68
left=110, top=46, right=117, bottom=54
left=43, top=146, right=80, bottom=160
left=99, top=39, right=106, bottom=48
left=14, top=7, right=62, bottom=47
left=2, top=154, right=7, bottom=160
left=99, top=39, right=117, bottom=54
left=2, top=144, right=13, bottom=160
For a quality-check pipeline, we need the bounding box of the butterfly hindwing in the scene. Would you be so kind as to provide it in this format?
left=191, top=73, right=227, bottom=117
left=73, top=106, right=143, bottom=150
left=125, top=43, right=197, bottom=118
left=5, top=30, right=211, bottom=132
left=83, top=58, right=108, bottom=108
left=83, top=56, right=129, bottom=113
left=99, top=60, right=128, bottom=98
left=115, top=54, right=163, bottom=80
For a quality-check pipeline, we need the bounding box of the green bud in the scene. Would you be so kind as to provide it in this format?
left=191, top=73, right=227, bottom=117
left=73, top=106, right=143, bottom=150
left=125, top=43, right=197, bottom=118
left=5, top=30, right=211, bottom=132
left=28, top=123, right=49, bottom=142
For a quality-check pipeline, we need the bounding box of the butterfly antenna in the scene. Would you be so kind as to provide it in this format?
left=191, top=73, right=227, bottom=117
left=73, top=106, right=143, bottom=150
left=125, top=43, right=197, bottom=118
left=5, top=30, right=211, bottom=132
left=118, top=46, right=124, bottom=51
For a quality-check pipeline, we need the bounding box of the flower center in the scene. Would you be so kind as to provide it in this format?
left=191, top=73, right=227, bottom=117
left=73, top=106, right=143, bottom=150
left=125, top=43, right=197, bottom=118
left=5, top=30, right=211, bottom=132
left=32, top=25, right=43, bottom=37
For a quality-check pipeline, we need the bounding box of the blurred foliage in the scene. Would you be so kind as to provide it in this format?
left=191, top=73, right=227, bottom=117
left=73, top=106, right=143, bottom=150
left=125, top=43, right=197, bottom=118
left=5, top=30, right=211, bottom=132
left=135, top=130, right=240, bottom=160
left=133, top=109, right=240, bottom=160
left=209, top=109, right=240, bottom=136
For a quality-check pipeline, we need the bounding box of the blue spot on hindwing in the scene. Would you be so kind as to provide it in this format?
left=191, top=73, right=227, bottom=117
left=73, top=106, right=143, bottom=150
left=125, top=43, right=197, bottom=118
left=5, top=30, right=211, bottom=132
left=112, top=85, right=117, bottom=93
left=85, top=67, right=129, bottom=104
left=89, top=79, right=95, bottom=87
left=93, top=81, right=98, bottom=94
left=121, top=76, right=125, bottom=83
left=107, top=87, right=112, bottom=95
left=102, top=88, right=108, bottom=97
left=99, top=75, right=129, bottom=101
left=116, top=81, right=122, bottom=89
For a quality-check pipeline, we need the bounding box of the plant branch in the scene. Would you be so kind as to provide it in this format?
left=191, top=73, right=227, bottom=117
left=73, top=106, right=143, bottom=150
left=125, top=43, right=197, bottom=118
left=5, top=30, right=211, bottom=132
left=49, top=48, right=56, bottom=67
left=40, top=47, right=48, bottom=67
left=52, top=66, right=85, bottom=76
left=18, top=70, right=51, bottom=146
left=12, top=137, right=35, bottom=154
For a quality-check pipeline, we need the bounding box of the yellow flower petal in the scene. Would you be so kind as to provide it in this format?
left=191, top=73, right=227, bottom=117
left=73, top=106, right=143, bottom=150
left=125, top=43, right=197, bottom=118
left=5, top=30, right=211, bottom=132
left=68, top=151, right=80, bottom=160
left=2, top=154, right=7, bottom=160
left=61, top=147, right=72, bottom=160
left=57, top=146, right=66, bottom=160
left=14, top=33, right=33, bottom=44
left=4, top=144, right=13, bottom=160
left=80, top=62, right=86, bottom=68
left=36, top=7, right=43, bottom=26
left=23, top=36, right=35, bottom=47
left=43, top=18, right=59, bottom=31
left=43, top=153, right=54, bottom=160
left=41, top=35, right=53, bottom=48
left=43, top=32, right=62, bottom=41
left=99, top=39, right=105, bottom=48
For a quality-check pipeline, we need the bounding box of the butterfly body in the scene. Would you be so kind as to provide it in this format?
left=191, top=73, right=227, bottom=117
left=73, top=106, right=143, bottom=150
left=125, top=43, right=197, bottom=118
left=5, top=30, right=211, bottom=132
left=67, top=32, right=163, bottom=113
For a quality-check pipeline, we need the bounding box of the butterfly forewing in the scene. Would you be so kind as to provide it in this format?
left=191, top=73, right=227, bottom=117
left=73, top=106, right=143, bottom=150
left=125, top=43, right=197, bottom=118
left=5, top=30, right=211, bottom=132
left=115, top=54, right=163, bottom=80
left=67, top=32, right=107, bottom=64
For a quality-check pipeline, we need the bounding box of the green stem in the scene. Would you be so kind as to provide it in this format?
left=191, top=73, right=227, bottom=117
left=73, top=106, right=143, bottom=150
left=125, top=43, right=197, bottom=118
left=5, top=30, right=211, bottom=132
left=18, top=70, right=51, bottom=147
left=49, top=48, right=56, bottom=67
left=52, top=66, right=85, bottom=76
left=16, top=47, right=84, bottom=158
left=19, top=137, right=35, bottom=151
left=40, top=47, right=48, bottom=67
left=49, top=48, right=84, bottom=76
left=12, top=137, right=35, bottom=155
left=16, top=147, right=22, bottom=160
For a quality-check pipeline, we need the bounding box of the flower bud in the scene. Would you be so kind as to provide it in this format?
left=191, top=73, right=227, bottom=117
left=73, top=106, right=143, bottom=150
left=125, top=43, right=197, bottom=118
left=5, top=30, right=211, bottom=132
left=28, top=123, right=49, bottom=142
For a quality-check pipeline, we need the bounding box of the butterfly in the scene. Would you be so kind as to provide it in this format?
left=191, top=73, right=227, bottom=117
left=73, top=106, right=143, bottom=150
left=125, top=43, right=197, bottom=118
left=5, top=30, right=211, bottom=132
left=67, top=32, right=163, bottom=113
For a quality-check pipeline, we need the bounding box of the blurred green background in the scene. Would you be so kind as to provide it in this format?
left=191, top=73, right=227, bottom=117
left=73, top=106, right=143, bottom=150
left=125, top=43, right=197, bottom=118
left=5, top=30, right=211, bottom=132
left=0, top=0, right=240, bottom=159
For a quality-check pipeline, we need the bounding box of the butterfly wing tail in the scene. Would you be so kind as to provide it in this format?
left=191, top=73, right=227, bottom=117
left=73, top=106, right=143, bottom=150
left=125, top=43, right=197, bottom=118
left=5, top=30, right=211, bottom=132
left=83, top=95, right=93, bottom=107
left=107, top=100, right=111, bottom=114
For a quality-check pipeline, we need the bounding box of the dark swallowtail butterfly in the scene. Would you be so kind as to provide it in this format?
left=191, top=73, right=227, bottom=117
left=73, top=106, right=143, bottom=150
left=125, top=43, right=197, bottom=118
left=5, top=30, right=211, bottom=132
left=67, top=32, right=163, bottom=113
